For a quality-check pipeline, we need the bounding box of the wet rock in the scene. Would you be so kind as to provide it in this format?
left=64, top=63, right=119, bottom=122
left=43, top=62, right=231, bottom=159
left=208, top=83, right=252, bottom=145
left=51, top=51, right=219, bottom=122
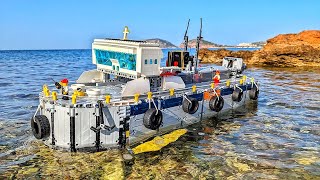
left=295, top=157, right=318, bottom=165
left=17, top=167, right=39, bottom=175
left=0, top=145, right=7, bottom=151
left=123, top=153, right=133, bottom=160
left=293, top=151, right=320, bottom=166
left=198, top=132, right=205, bottom=136
left=226, top=157, right=251, bottom=172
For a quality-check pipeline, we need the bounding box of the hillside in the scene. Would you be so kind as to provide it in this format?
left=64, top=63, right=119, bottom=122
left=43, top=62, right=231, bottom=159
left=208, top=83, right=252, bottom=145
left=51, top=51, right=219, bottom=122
left=145, top=38, right=177, bottom=48
left=179, top=39, right=224, bottom=48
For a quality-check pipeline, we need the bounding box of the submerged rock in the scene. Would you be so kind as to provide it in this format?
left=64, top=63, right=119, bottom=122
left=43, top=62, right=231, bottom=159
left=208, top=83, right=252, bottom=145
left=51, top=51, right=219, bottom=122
left=199, top=30, right=320, bottom=67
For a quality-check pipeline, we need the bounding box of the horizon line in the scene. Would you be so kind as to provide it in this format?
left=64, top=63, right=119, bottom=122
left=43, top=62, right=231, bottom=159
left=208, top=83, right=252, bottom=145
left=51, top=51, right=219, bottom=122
left=0, top=48, right=92, bottom=51
left=0, top=46, right=262, bottom=51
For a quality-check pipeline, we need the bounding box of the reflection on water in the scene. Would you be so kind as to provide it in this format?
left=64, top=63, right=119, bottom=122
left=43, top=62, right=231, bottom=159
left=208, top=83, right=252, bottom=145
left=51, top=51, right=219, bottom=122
left=0, top=50, right=319, bottom=179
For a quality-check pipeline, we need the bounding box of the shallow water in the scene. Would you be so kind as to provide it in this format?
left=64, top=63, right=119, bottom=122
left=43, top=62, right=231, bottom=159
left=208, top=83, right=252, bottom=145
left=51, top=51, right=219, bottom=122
left=0, top=50, right=319, bottom=179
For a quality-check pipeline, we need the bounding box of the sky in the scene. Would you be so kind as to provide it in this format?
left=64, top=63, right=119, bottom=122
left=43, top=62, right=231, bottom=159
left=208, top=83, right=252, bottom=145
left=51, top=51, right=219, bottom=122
left=0, top=0, right=319, bottom=50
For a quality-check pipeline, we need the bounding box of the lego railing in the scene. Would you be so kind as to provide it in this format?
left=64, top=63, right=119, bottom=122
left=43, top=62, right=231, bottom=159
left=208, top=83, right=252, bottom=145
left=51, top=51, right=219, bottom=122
left=40, top=76, right=257, bottom=107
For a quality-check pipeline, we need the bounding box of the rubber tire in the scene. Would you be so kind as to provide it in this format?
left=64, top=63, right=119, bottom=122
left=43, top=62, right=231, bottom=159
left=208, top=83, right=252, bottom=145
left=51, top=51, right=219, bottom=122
left=182, top=97, right=199, bottom=114
left=209, top=96, right=224, bottom=112
left=143, top=108, right=163, bottom=130
left=249, top=85, right=259, bottom=100
left=31, top=115, right=50, bottom=139
left=232, top=88, right=243, bottom=102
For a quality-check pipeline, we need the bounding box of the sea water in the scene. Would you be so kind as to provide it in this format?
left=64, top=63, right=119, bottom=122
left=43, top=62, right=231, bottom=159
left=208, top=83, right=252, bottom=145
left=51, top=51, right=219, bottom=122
left=0, top=49, right=319, bottom=179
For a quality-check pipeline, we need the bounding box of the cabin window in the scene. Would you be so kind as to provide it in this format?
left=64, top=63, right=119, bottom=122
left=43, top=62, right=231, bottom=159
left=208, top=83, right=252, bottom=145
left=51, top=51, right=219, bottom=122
left=145, top=59, right=148, bottom=64
left=112, top=65, right=115, bottom=70
left=155, top=59, right=158, bottom=64
left=116, top=66, right=119, bottom=71
left=150, top=59, right=153, bottom=64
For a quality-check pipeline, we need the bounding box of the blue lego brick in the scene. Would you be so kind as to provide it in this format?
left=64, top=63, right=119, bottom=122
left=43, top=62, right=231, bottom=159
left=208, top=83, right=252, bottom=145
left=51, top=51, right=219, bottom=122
left=130, top=93, right=204, bottom=116
left=130, top=100, right=159, bottom=116
left=161, top=97, right=183, bottom=109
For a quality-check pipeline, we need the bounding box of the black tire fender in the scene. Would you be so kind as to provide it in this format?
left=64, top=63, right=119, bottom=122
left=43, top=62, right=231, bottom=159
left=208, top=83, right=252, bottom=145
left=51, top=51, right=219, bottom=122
left=232, top=88, right=243, bottom=102
left=31, top=115, right=50, bottom=139
left=182, top=97, right=199, bottom=114
left=143, top=108, right=163, bottom=130
left=249, top=85, right=259, bottom=100
left=209, top=96, right=224, bottom=112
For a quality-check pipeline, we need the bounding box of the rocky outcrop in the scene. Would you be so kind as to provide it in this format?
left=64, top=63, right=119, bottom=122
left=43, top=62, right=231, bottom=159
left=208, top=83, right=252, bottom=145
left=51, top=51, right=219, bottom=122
left=199, top=30, right=320, bottom=67
left=199, top=49, right=253, bottom=64
left=249, top=30, right=320, bottom=67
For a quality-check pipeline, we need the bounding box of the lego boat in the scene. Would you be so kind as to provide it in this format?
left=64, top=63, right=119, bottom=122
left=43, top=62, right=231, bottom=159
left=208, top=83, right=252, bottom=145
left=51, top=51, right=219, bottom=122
left=31, top=20, right=259, bottom=152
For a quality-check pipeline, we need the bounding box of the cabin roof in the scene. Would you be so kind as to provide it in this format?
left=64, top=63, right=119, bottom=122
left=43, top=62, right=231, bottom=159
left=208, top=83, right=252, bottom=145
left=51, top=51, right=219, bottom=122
left=104, top=38, right=146, bottom=43
left=93, top=38, right=160, bottom=47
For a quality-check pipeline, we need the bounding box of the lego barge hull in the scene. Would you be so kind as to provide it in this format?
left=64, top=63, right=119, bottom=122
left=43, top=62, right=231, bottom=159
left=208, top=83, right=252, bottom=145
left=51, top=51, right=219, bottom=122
left=37, top=83, right=255, bottom=152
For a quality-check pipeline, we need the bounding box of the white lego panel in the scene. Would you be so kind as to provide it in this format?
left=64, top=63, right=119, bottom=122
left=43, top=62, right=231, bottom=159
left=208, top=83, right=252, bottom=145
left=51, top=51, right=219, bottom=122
left=53, top=106, right=71, bottom=149
left=140, top=48, right=162, bottom=77
left=74, top=107, right=96, bottom=149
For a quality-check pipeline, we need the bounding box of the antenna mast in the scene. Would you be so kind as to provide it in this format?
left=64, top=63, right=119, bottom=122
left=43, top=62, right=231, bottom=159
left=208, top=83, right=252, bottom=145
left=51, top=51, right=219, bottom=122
left=195, top=18, right=202, bottom=72
left=183, top=19, right=190, bottom=52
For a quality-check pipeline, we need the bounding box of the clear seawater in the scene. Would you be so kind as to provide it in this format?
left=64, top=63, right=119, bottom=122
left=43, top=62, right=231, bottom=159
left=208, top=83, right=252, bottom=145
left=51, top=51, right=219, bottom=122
left=0, top=49, right=319, bottom=179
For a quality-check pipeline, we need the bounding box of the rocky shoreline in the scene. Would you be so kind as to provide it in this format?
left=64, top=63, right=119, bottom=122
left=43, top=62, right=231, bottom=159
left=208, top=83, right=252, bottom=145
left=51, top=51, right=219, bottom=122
left=199, top=30, right=320, bottom=67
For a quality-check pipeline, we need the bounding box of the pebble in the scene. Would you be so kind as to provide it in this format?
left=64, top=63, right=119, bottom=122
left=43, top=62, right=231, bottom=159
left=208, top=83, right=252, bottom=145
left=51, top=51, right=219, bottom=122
left=122, top=153, right=133, bottom=161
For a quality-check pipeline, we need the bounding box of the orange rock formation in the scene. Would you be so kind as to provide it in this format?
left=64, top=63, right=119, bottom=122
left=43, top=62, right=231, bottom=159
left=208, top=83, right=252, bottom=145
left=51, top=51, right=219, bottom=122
left=199, top=30, right=320, bottom=67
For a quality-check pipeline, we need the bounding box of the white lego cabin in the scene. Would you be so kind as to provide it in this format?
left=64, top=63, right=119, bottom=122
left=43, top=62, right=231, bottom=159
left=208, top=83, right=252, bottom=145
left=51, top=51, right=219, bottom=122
left=92, top=39, right=163, bottom=79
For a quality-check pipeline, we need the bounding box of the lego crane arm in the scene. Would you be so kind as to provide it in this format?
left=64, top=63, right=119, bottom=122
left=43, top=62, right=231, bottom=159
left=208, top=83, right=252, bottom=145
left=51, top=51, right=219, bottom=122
left=183, top=19, right=190, bottom=52
left=195, top=18, right=203, bottom=72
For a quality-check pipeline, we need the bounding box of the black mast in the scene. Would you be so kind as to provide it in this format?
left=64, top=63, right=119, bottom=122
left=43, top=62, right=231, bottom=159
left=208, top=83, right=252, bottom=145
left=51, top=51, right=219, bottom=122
left=183, top=19, right=190, bottom=52
left=195, top=18, right=203, bottom=72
